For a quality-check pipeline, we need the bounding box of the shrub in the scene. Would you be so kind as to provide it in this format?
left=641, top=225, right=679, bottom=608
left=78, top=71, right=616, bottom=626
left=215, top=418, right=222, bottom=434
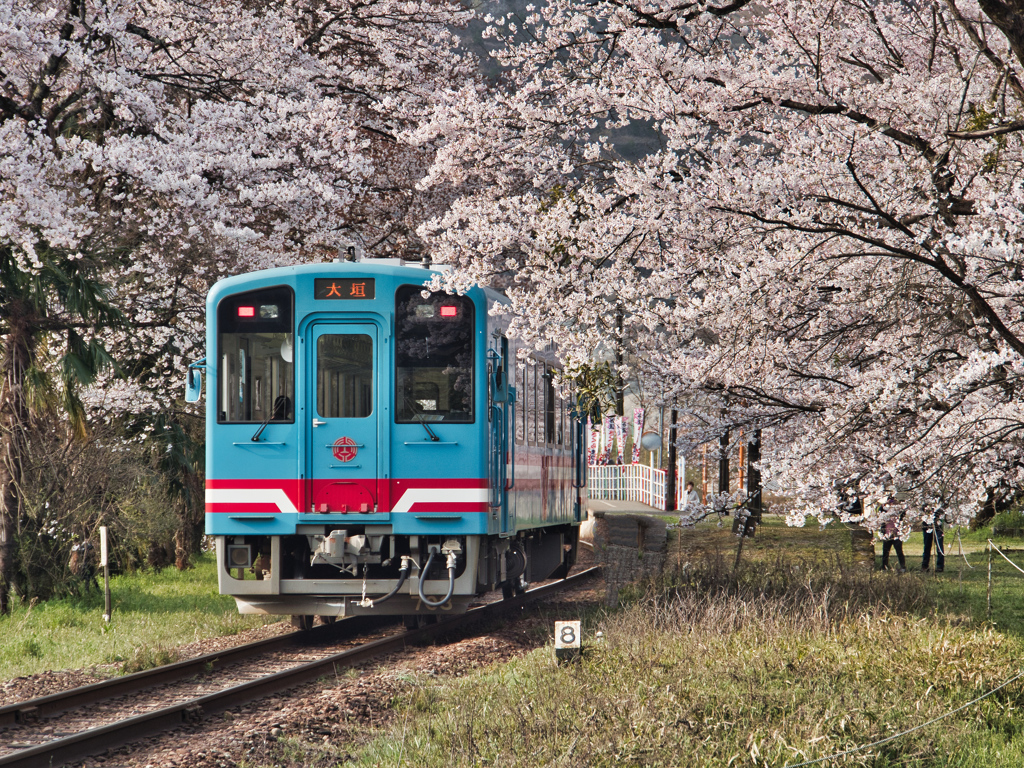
left=12, top=421, right=187, bottom=604
left=991, top=507, right=1024, bottom=537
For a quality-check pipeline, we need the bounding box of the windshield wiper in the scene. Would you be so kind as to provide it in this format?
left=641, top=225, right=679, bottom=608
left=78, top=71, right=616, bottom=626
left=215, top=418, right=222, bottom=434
left=403, top=393, right=440, bottom=442
left=252, top=396, right=290, bottom=442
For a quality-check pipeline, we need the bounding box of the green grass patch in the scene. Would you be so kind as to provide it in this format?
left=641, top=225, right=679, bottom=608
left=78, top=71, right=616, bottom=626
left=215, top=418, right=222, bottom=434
left=0, top=552, right=277, bottom=679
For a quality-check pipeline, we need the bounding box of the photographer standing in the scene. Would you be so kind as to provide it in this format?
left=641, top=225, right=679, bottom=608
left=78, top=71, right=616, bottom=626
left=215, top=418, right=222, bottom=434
left=880, top=499, right=906, bottom=572
left=922, top=504, right=945, bottom=573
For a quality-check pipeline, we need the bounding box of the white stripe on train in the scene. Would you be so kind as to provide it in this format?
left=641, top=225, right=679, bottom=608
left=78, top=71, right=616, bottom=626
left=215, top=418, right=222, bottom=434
left=205, top=488, right=299, bottom=514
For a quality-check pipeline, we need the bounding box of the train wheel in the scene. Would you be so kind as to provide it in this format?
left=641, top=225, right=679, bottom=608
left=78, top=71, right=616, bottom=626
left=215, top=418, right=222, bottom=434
left=319, top=615, right=338, bottom=626
left=404, top=614, right=438, bottom=630
left=290, top=614, right=314, bottom=631
left=552, top=531, right=578, bottom=579
left=501, top=578, right=527, bottom=599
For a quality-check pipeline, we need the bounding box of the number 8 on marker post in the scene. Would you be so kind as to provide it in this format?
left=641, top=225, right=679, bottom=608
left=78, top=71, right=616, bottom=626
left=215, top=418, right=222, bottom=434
left=554, top=620, right=582, bottom=664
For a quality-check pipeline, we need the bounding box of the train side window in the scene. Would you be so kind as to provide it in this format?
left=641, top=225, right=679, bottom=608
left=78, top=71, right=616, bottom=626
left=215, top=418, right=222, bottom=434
left=556, top=389, right=565, bottom=446
left=217, top=286, right=294, bottom=424
left=559, top=376, right=567, bottom=446
left=532, top=362, right=540, bottom=442
left=317, top=334, right=373, bottom=418
left=526, top=362, right=531, bottom=444
left=539, top=365, right=546, bottom=444
left=515, top=362, right=525, bottom=445
left=544, top=367, right=556, bottom=444
left=536, top=363, right=546, bottom=444
left=395, top=285, right=474, bottom=423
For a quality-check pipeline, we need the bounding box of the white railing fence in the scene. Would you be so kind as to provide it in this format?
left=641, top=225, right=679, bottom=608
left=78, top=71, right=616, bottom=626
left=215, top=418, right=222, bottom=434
left=587, top=464, right=668, bottom=510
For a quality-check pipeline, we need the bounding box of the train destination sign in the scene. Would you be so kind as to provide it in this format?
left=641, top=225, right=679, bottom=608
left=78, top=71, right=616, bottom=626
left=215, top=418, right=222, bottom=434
left=314, top=278, right=375, bottom=300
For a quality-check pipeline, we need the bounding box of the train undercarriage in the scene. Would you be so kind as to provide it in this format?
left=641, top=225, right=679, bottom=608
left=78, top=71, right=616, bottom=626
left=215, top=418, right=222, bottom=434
left=216, top=525, right=578, bottom=626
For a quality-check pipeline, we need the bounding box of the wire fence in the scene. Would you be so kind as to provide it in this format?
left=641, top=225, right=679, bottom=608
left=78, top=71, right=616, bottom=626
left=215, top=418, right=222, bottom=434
left=784, top=536, right=1024, bottom=767
left=784, top=667, right=1024, bottom=767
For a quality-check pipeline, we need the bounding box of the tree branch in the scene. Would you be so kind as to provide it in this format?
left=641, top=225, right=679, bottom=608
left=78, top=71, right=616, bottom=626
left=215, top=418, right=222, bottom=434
left=947, top=120, right=1024, bottom=139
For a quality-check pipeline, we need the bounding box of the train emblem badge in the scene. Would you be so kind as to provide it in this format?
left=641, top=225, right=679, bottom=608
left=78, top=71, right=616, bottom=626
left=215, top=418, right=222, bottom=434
left=332, top=437, right=358, bottom=462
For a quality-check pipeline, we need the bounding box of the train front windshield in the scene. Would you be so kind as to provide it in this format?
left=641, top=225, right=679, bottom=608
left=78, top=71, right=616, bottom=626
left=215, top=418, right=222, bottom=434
left=395, top=285, right=475, bottom=423
left=217, top=286, right=295, bottom=423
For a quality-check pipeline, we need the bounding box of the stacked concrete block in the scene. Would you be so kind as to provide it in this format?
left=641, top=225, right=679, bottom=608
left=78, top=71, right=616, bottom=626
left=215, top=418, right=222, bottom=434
left=589, top=511, right=669, bottom=606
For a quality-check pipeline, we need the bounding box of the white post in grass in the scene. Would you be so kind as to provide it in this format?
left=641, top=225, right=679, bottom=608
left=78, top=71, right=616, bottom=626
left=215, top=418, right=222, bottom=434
left=100, top=526, right=111, bottom=623
left=987, top=540, right=993, bottom=623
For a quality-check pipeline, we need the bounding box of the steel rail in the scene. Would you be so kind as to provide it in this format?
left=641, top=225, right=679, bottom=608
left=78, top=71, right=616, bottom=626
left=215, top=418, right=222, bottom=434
left=0, top=567, right=599, bottom=768
left=0, top=617, right=360, bottom=728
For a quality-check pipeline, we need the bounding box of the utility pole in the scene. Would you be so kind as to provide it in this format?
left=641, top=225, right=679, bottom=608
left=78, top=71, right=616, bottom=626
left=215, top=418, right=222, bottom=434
left=614, top=308, right=625, bottom=419
left=747, top=430, right=762, bottom=522
left=718, top=429, right=730, bottom=496
left=738, top=430, right=745, bottom=492
left=701, top=444, right=708, bottom=504
left=666, top=409, right=678, bottom=511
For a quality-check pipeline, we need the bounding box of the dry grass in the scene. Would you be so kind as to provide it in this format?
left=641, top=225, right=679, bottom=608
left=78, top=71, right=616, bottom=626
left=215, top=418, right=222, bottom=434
left=241, top=519, right=1024, bottom=768
left=342, top=520, right=1024, bottom=768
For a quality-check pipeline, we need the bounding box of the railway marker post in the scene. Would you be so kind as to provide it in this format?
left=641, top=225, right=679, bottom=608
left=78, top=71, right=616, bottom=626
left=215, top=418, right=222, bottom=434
left=100, top=526, right=112, bottom=623
left=554, top=620, right=582, bottom=664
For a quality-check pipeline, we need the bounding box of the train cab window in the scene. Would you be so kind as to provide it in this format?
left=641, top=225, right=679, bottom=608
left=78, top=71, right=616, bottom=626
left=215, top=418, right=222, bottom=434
left=317, top=334, right=373, bottom=418
left=217, top=286, right=294, bottom=423
left=395, top=285, right=475, bottom=423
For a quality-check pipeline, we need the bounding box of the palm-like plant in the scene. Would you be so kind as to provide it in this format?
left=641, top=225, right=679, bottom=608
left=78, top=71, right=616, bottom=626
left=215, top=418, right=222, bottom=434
left=0, top=247, right=121, bottom=614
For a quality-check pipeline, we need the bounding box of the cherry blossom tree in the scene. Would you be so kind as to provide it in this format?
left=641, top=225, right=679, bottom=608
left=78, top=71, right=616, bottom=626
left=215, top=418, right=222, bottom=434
left=415, top=0, right=1024, bottom=532
left=0, top=0, right=475, bottom=607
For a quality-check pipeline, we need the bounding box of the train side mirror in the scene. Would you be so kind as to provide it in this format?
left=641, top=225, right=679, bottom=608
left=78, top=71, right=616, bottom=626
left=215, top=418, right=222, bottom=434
left=185, top=359, right=206, bottom=403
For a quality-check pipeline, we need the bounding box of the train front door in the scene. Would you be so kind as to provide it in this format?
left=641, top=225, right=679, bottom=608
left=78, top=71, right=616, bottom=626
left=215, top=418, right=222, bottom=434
left=307, top=323, right=380, bottom=513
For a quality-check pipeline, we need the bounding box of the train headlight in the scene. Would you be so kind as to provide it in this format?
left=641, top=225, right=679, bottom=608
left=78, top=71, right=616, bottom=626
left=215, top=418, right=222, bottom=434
left=227, top=544, right=252, bottom=568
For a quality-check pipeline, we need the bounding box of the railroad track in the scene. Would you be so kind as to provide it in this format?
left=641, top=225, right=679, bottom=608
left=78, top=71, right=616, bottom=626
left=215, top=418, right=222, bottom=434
left=0, top=567, right=599, bottom=768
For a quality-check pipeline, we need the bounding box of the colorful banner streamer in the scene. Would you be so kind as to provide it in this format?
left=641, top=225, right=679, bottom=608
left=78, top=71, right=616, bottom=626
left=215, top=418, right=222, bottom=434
left=632, top=408, right=644, bottom=464
left=587, top=417, right=598, bottom=465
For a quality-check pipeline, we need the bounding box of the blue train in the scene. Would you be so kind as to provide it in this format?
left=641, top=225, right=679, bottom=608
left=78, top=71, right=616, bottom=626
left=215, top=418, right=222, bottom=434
left=186, top=259, right=586, bottom=627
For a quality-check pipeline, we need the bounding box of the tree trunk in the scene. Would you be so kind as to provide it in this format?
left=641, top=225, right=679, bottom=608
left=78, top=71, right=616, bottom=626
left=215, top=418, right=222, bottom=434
left=174, top=468, right=204, bottom=570
left=0, top=307, right=33, bottom=614
left=0, top=437, right=18, bottom=615
left=666, top=409, right=678, bottom=511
